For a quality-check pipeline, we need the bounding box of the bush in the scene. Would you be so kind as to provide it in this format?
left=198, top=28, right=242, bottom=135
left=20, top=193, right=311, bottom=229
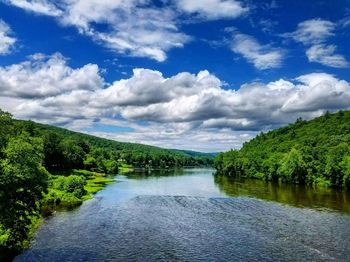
left=51, top=175, right=87, bottom=198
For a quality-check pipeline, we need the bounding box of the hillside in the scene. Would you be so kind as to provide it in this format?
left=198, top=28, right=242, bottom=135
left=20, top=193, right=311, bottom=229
left=13, top=119, right=213, bottom=169
left=215, top=110, right=350, bottom=188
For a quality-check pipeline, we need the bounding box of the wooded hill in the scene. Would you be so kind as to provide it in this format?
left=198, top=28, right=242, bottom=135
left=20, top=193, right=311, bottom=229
left=14, top=118, right=214, bottom=170
left=215, top=110, right=350, bottom=189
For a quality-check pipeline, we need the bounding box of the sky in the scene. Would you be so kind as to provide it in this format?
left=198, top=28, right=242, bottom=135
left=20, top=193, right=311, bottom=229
left=0, top=0, right=349, bottom=152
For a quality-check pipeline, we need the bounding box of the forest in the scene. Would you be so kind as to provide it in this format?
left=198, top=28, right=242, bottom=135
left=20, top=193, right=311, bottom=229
left=215, top=110, right=350, bottom=189
left=0, top=109, right=213, bottom=259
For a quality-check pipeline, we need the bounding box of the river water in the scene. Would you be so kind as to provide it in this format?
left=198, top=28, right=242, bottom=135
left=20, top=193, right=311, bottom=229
left=15, top=169, right=350, bottom=261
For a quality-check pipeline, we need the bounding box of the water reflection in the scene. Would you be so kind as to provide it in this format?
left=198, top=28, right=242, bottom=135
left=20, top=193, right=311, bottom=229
left=214, top=174, right=350, bottom=213
left=125, top=168, right=187, bottom=179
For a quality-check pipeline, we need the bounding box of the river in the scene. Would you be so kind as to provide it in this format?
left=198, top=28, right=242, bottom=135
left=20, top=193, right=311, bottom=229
left=14, top=168, right=350, bottom=261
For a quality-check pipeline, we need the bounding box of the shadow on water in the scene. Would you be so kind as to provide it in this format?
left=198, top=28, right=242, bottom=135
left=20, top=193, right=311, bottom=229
left=214, top=174, right=350, bottom=214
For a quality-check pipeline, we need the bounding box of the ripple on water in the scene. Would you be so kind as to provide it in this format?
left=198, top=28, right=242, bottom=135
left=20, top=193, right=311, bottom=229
left=15, top=195, right=350, bottom=262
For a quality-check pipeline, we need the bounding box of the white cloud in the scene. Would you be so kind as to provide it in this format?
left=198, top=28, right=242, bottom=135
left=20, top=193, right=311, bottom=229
left=92, top=69, right=221, bottom=108
left=231, top=33, right=284, bottom=69
left=4, top=0, right=62, bottom=16
left=0, top=20, right=16, bottom=55
left=0, top=53, right=103, bottom=98
left=285, top=18, right=349, bottom=68
left=3, top=0, right=190, bottom=61
left=176, top=0, right=248, bottom=20
left=59, top=0, right=191, bottom=62
left=1, top=53, right=350, bottom=151
left=306, top=44, right=349, bottom=68
left=87, top=125, right=254, bottom=152
left=285, top=18, right=335, bottom=45
left=3, top=0, right=249, bottom=62
left=282, top=73, right=350, bottom=112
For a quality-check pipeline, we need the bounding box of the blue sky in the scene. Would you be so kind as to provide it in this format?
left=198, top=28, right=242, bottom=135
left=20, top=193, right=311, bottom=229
left=0, top=0, right=350, bottom=152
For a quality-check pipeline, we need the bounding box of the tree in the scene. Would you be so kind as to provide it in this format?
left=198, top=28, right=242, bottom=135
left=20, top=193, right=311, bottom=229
left=0, top=135, right=48, bottom=251
left=325, top=143, right=349, bottom=187
left=43, top=132, right=64, bottom=170
left=60, top=139, right=86, bottom=169
left=84, top=155, right=97, bottom=171
left=52, top=175, right=86, bottom=198
left=340, top=156, right=350, bottom=189
left=262, top=153, right=282, bottom=181
left=279, top=148, right=308, bottom=184
left=0, top=110, right=13, bottom=151
left=102, top=160, right=119, bottom=174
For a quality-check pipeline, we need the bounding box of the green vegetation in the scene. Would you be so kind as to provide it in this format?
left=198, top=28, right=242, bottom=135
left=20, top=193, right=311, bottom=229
left=0, top=132, right=48, bottom=259
left=84, top=175, right=114, bottom=196
left=42, top=170, right=114, bottom=214
left=0, top=109, right=214, bottom=260
left=215, top=110, right=350, bottom=189
left=35, top=121, right=213, bottom=169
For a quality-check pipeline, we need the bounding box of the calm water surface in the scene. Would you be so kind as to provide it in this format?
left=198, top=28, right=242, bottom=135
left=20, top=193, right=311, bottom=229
left=15, top=169, right=350, bottom=261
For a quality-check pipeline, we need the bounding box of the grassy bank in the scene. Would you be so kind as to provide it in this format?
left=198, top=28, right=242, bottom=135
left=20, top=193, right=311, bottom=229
left=1, top=169, right=117, bottom=261
left=118, top=163, right=134, bottom=173
left=42, top=169, right=117, bottom=213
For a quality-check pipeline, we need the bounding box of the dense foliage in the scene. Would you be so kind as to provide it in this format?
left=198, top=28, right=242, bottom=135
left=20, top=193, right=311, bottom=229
left=29, top=121, right=213, bottom=170
left=215, top=110, right=350, bottom=189
left=0, top=109, right=213, bottom=259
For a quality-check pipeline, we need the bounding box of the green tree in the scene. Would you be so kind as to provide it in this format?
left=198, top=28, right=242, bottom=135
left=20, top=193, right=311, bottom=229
left=0, top=110, right=13, bottom=151
left=262, top=153, right=282, bottom=181
left=52, top=175, right=86, bottom=198
left=0, top=135, right=48, bottom=251
left=60, top=139, right=86, bottom=169
left=340, top=156, right=350, bottom=189
left=279, top=148, right=307, bottom=184
left=84, top=155, right=97, bottom=171
left=43, top=132, right=64, bottom=170
left=102, top=160, right=119, bottom=174
left=325, top=143, right=349, bottom=187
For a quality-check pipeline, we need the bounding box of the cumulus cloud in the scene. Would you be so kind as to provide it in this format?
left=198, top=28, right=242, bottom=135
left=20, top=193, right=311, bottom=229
left=0, top=53, right=103, bottom=98
left=0, top=20, right=16, bottom=55
left=92, top=69, right=221, bottom=108
left=282, top=73, right=350, bottom=112
left=176, top=0, right=248, bottom=20
left=285, top=18, right=349, bottom=68
left=231, top=33, right=284, bottom=69
left=1, top=53, right=350, bottom=151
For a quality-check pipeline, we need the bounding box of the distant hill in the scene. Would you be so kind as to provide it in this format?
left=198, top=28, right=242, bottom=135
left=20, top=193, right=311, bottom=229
left=215, top=110, right=350, bottom=188
left=13, top=119, right=214, bottom=168
left=173, top=149, right=218, bottom=159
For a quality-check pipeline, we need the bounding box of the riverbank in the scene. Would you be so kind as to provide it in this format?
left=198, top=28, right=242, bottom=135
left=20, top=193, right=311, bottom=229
left=42, top=170, right=115, bottom=214
left=1, top=167, right=134, bottom=261
left=42, top=166, right=133, bottom=213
